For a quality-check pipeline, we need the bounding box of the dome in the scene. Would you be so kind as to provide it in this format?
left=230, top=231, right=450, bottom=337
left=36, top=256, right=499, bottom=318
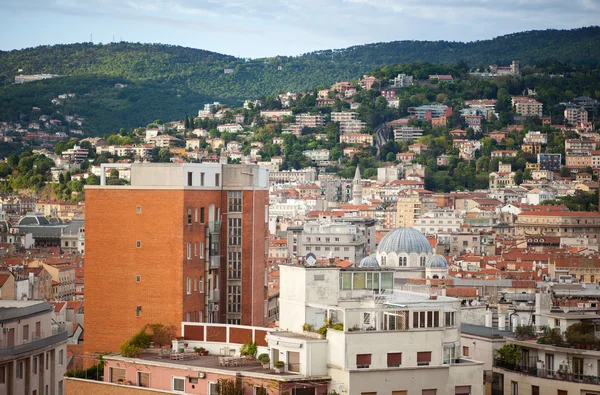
left=18, top=214, right=50, bottom=226
left=427, top=255, right=449, bottom=269
left=358, top=254, right=379, bottom=268
left=377, top=227, right=432, bottom=254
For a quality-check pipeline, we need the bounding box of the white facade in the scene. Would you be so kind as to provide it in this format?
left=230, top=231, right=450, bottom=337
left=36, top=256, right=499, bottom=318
left=276, top=265, right=484, bottom=395
left=415, top=209, right=464, bottom=235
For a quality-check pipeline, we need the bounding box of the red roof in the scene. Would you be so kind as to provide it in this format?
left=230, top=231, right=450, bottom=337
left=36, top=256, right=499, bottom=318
left=50, top=301, right=66, bottom=312
left=0, top=273, right=11, bottom=287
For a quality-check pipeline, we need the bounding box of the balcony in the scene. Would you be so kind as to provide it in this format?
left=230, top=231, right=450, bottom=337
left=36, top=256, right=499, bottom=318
left=494, top=359, right=600, bottom=385
left=210, top=255, right=221, bottom=270
left=0, top=331, right=68, bottom=360
left=208, top=221, right=221, bottom=234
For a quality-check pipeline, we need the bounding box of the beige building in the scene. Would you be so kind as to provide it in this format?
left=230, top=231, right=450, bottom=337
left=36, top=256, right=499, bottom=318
left=564, top=106, right=588, bottom=125
left=0, top=300, right=68, bottom=395
left=512, top=97, right=543, bottom=117
left=515, top=211, right=600, bottom=237
left=339, top=133, right=374, bottom=146
left=396, top=190, right=423, bottom=228
left=489, top=162, right=516, bottom=188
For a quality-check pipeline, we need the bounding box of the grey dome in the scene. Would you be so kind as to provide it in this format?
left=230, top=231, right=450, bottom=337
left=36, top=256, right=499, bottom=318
left=358, top=254, right=379, bottom=268
left=18, top=215, right=50, bottom=226
left=378, top=227, right=432, bottom=254
left=427, top=255, right=449, bottom=269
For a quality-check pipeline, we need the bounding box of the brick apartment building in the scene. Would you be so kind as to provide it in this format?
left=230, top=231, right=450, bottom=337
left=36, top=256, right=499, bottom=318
left=84, top=163, right=269, bottom=354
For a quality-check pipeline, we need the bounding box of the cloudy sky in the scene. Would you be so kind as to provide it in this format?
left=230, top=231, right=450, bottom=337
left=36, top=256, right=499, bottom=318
left=0, top=0, right=598, bottom=58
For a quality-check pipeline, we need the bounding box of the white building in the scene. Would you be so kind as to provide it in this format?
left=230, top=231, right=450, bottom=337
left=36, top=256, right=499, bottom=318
left=0, top=300, right=68, bottom=395
left=303, top=149, right=330, bottom=162
left=415, top=209, right=464, bottom=235
left=274, top=263, right=484, bottom=395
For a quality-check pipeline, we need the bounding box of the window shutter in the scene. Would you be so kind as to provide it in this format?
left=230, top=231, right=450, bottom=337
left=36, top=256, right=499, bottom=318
left=454, top=386, right=471, bottom=395
left=422, top=390, right=437, bottom=395
left=417, top=351, right=432, bottom=363
left=356, top=354, right=371, bottom=365
left=387, top=352, right=402, bottom=367
left=138, top=372, right=150, bottom=388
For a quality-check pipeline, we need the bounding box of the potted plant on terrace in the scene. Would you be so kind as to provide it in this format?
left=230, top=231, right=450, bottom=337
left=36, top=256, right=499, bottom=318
left=274, top=360, right=285, bottom=373
left=258, top=354, right=270, bottom=368
left=240, top=340, right=258, bottom=360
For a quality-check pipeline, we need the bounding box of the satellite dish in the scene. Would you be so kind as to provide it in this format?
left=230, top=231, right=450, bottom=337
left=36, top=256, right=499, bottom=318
left=338, top=384, right=345, bottom=393
left=305, top=253, right=317, bottom=266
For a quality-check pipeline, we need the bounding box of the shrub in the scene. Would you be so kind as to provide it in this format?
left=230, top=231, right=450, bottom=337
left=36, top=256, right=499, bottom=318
left=302, top=323, right=314, bottom=332
left=274, top=360, right=285, bottom=368
left=258, top=353, right=269, bottom=362
left=240, top=340, right=257, bottom=357
left=515, top=325, right=536, bottom=340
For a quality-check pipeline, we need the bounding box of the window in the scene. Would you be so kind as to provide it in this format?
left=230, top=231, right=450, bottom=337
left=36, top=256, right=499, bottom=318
left=215, top=173, right=220, bottom=186
left=136, top=306, right=142, bottom=317
left=173, top=377, right=185, bottom=392
left=136, top=275, right=141, bottom=283
left=387, top=352, right=402, bottom=367
left=361, top=393, right=377, bottom=395
left=136, top=240, right=141, bottom=248
left=228, top=251, right=242, bottom=279
left=200, top=242, right=205, bottom=258
left=110, top=367, right=126, bottom=383
left=445, top=311, right=456, bottom=326
left=187, top=277, right=191, bottom=294
left=200, top=173, right=205, bottom=186
left=200, top=207, right=205, bottom=223
left=455, top=386, right=470, bottom=395
left=187, top=172, right=193, bottom=186
left=417, top=351, right=432, bottom=366
left=228, top=191, right=242, bottom=212
left=463, top=346, right=469, bottom=357
left=194, top=276, right=197, bottom=291
left=58, top=380, right=63, bottom=395
left=208, top=382, right=218, bottom=395
left=138, top=372, right=150, bottom=388
left=33, top=357, right=38, bottom=374
left=227, top=285, right=241, bottom=313
left=422, top=390, right=437, bottom=395
left=23, top=324, right=29, bottom=341
left=0, top=365, right=5, bottom=384
left=59, top=349, right=64, bottom=365
left=199, top=276, right=204, bottom=293
left=557, top=391, right=567, bottom=395
left=228, top=218, right=242, bottom=246
left=531, top=386, right=539, bottom=395
left=187, top=208, right=193, bottom=225
left=254, top=386, right=268, bottom=395
left=46, top=353, right=49, bottom=369
left=16, top=360, right=23, bottom=379
left=392, top=392, right=407, bottom=395
left=187, top=242, right=192, bottom=259
left=356, top=354, right=371, bottom=368
left=186, top=312, right=191, bottom=322
left=511, top=381, right=518, bottom=395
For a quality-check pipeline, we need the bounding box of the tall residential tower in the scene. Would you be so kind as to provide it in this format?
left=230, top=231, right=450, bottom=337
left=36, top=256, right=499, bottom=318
left=84, top=163, right=269, bottom=353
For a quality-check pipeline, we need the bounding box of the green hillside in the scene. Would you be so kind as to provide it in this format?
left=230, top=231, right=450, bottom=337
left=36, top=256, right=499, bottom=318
left=1, top=26, right=599, bottom=134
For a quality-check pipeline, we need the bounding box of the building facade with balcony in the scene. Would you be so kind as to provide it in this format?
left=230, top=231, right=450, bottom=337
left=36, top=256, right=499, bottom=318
left=275, top=264, right=483, bottom=395
left=84, top=163, right=269, bottom=354
left=0, top=300, right=68, bottom=395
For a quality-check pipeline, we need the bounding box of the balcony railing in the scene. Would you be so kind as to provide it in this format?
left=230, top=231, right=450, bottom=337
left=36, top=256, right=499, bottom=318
left=210, top=255, right=221, bottom=269
left=494, top=359, right=600, bottom=385
left=0, top=331, right=68, bottom=359
left=209, top=221, right=221, bottom=234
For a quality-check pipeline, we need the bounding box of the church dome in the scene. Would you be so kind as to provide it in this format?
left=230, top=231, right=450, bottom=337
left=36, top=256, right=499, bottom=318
left=358, top=254, right=379, bottom=268
left=377, top=227, right=432, bottom=254
left=427, top=255, right=449, bottom=269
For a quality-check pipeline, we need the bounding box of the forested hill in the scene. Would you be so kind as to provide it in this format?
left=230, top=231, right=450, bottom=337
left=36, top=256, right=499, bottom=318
left=0, top=26, right=599, bottom=134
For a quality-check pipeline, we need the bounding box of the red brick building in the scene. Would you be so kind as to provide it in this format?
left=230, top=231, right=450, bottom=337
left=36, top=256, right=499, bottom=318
left=84, top=163, right=269, bottom=354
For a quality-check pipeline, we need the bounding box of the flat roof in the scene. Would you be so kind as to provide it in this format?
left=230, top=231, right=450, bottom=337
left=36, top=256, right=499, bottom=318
left=461, top=323, right=515, bottom=339
left=109, top=353, right=330, bottom=382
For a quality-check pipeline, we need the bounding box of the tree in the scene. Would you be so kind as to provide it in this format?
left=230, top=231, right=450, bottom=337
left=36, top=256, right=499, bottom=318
left=215, top=378, right=244, bottom=395
left=386, top=152, right=396, bottom=162
left=560, top=166, right=571, bottom=177
left=58, top=173, right=65, bottom=184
